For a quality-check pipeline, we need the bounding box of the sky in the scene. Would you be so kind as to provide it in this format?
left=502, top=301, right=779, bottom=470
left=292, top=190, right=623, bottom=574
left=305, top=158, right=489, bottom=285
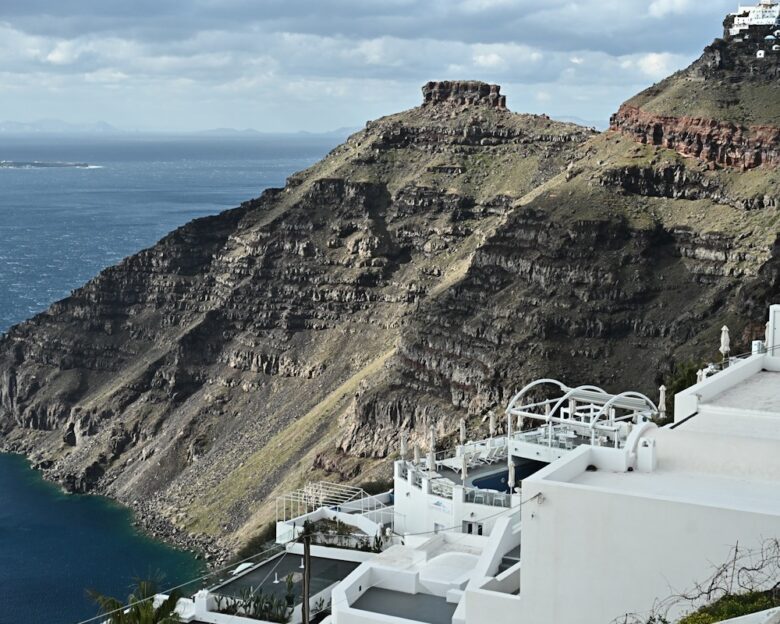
left=0, top=0, right=737, bottom=133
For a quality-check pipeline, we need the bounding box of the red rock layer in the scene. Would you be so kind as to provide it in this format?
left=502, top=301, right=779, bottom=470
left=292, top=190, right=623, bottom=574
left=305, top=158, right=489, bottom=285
left=610, top=105, right=779, bottom=170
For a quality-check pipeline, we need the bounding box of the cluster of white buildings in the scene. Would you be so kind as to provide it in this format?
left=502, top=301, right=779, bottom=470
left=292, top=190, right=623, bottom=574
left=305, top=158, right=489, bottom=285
left=726, top=0, right=780, bottom=56
left=159, top=305, right=780, bottom=624
left=728, top=0, right=780, bottom=37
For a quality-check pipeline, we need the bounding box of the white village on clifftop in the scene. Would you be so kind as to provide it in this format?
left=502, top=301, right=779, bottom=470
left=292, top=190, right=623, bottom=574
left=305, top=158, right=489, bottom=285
left=726, top=0, right=780, bottom=56
left=141, top=302, right=780, bottom=624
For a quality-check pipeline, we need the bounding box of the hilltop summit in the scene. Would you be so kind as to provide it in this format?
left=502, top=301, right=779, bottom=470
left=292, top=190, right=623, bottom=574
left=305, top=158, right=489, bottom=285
left=611, top=1, right=780, bottom=169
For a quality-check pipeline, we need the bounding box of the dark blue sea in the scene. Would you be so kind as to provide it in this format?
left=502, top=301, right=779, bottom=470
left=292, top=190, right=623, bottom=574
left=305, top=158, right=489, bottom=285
left=0, top=134, right=339, bottom=332
left=0, top=134, right=339, bottom=623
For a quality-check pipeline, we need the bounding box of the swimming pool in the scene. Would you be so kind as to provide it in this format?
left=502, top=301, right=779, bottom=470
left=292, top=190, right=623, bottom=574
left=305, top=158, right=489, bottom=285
left=471, top=460, right=547, bottom=493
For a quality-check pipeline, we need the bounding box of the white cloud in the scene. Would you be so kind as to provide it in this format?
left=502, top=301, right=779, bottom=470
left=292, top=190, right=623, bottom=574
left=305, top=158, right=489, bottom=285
left=648, top=0, right=695, bottom=18
left=473, top=52, right=505, bottom=68
left=83, top=69, right=128, bottom=84
left=0, top=1, right=730, bottom=131
left=637, top=52, right=686, bottom=78
left=458, top=0, right=515, bottom=13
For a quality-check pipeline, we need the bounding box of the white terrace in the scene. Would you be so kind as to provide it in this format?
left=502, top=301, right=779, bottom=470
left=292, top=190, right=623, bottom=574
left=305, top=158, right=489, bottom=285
left=393, top=382, right=658, bottom=536
left=276, top=482, right=396, bottom=544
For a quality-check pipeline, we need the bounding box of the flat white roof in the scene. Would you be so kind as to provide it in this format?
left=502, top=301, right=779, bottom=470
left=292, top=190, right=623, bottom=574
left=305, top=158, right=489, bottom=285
left=677, top=370, right=780, bottom=441
left=569, top=468, right=780, bottom=516
left=700, top=371, right=780, bottom=415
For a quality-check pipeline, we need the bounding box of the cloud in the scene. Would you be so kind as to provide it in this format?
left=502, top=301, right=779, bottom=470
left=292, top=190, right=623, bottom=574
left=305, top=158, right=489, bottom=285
left=0, top=0, right=735, bottom=131
left=620, top=52, right=690, bottom=80
left=648, top=0, right=695, bottom=18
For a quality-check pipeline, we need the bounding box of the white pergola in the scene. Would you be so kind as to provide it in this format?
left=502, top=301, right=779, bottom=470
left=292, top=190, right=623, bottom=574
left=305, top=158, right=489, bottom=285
left=504, top=379, right=659, bottom=488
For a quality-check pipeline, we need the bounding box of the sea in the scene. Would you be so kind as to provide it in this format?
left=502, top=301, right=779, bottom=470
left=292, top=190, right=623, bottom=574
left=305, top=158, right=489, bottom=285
left=0, top=134, right=340, bottom=332
left=0, top=134, right=341, bottom=624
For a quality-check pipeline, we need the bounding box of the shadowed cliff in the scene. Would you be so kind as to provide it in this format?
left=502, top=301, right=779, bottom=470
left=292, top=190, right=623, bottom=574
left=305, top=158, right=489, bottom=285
left=0, top=57, right=778, bottom=557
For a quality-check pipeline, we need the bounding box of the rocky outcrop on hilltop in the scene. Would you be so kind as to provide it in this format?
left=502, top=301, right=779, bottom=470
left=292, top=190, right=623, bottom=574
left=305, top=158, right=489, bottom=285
left=422, top=80, right=507, bottom=109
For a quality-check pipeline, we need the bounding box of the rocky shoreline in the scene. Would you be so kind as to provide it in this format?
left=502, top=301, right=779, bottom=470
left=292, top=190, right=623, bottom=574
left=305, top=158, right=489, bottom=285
left=0, top=441, right=233, bottom=571
left=129, top=498, right=233, bottom=569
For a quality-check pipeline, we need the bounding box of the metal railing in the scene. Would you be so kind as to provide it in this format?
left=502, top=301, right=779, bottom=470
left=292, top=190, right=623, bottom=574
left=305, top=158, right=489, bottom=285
left=464, top=487, right=511, bottom=508
left=276, top=482, right=394, bottom=532
left=430, top=479, right=454, bottom=499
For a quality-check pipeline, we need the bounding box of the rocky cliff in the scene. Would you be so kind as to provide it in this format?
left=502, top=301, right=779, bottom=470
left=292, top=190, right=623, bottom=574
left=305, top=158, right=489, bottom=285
left=0, top=66, right=778, bottom=557
left=611, top=35, right=780, bottom=170
left=0, top=81, right=593, bottom=555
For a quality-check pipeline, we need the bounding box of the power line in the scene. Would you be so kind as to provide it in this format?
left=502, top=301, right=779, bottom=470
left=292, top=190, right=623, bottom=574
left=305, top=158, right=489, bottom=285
left=73, top=543, right=285, bottom=624
left=73, top=492, right=542, bottom=623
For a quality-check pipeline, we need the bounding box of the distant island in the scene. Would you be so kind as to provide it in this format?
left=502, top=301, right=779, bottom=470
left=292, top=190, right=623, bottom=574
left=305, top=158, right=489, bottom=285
left=0, top=118, right=358, bottom=138
left=0, top=160, right=96, bottom=169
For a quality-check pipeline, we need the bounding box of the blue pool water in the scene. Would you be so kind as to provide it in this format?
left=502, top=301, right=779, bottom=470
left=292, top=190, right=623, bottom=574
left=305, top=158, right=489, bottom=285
left=471, top=460, right=548, bottom=493
left=0, top=134, right=341, bottom=623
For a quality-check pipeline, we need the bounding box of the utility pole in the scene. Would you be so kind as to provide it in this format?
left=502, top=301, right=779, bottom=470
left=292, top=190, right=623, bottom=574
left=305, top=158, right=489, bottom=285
left=302, top=529, right=311, bottom=624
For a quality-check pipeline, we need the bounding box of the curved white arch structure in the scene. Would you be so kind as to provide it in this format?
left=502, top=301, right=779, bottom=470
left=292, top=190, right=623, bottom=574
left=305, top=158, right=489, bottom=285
left=590, top=392, right=658, bottom=429
left=503, top=378, right=660, bottom=455
left=505, top=378, right=569, bottom=414
left=542, top=385, right=610, bottom=424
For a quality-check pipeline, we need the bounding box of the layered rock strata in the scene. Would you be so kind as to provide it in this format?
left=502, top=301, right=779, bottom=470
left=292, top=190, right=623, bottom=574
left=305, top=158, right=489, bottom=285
left=611, top=105, right=779, bottom=169
left=0, top=38, right=778, bottom=557
left=422, top=81, right=507, bottom=109
left=0, top=83, right=592, bottom=552
left=610, top=36, right=780, bottom=169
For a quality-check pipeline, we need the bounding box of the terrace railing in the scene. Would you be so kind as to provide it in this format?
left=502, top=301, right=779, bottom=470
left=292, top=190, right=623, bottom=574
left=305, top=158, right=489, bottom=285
left=464, top=487, right=511, bottom=508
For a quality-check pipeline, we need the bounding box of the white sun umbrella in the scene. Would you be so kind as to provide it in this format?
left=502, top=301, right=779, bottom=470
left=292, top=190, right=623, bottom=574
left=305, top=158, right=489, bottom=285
left=461, top=451, right=468, bottom=481
left=507, top=410, right=516, bottom=490
left=720, top=325, right=731, bottom=359
left=460, top=418, right=467, bottom=446
left=399, top=431, right=407, bottom=460
left=413, top=444, right=420, bottom=465
left=658, top=385, right=667, bottom=419
left=427, top=426, right=436, bottom=472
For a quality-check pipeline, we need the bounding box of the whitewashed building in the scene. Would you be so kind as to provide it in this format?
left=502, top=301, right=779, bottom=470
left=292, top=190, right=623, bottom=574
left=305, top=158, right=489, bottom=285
left=162, top=305, right=780, bottom=624
left=729, top=0, right=780, bottom=37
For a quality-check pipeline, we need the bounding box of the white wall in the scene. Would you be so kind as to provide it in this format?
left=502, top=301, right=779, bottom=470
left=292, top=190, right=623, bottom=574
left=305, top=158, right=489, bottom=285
left=768, top=305, right=780, bottom=359
left=463, top=589, right=521, bottom=624
left=517, top=476, right=780, bottom=624
left=393, top=466, right=518, bottom=538
left=674, top=355, right=765, bottom=422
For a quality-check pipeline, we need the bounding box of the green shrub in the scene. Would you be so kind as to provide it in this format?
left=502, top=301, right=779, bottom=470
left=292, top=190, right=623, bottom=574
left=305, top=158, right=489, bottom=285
left=679, top=591, right=780, bottom=624
left=357, top=478, right=393, bottom=496
left=234, top=522, right=278, bottom=562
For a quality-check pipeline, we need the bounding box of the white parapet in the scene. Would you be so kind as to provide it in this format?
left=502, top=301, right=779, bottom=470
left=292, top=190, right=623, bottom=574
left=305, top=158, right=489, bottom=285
left=768, top=304, right=780, bottom=358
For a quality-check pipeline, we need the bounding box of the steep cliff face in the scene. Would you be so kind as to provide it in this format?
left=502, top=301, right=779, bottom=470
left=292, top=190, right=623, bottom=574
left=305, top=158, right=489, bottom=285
left=611, top=36, right=780, bottom=170
left=611, top=106, right=779, bottom=169
left=0, top=47, right=778, bottom=555
left=340, top=130, right=779, bottom=461
left=0, top=81, right=593, bottom=553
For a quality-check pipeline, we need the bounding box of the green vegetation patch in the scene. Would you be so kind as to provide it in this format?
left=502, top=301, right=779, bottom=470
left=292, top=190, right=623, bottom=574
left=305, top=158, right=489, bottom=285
left=679, top=590, right=780, bottom=624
